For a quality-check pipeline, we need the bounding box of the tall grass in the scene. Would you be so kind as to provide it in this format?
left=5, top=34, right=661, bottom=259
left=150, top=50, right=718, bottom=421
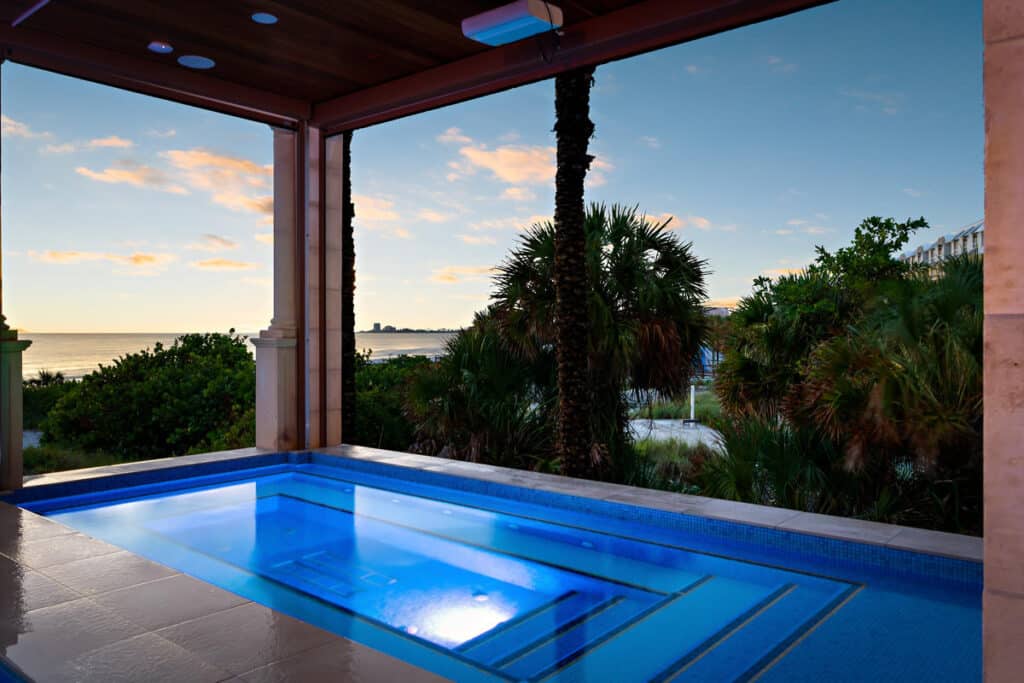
left=631, top=391, right=722, bottom=423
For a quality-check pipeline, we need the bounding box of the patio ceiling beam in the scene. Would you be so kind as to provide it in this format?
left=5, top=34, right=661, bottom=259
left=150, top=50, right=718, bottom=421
left=312, top=0, right=833, bottom=133
left=0, top=24, right=309, bottom=127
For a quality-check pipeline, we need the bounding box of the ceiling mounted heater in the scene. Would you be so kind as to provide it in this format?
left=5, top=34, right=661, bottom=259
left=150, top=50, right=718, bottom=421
left=462, top=0, right=563, bottom=46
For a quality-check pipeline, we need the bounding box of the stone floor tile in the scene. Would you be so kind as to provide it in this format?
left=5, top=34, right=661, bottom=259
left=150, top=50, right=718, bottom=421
left=93, top=573, right=248, bottom=631
left=157, top=602, right=337, bottom=676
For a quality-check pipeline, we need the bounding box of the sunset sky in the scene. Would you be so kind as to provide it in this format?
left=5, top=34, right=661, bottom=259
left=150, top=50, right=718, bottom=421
left=1, top=0, right=982, bottom=333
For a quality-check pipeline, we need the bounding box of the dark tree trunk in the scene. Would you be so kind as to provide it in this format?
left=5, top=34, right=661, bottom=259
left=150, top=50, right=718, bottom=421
left=553, top=67, right=596, bottom=477
left=341, top=130, right=357, bottom=442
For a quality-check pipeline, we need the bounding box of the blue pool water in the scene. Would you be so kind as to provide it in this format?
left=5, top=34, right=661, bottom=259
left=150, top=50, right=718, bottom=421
left=14, top=454, right=981, bottom=682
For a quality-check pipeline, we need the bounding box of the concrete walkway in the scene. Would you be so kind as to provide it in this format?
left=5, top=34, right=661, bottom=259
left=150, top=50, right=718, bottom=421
left=628, top=419, right=722, bottom=448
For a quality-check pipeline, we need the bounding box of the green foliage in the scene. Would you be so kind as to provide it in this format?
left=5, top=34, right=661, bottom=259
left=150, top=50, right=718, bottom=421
left=23, top=445, right=135, bottom=475
left=351, top=351, right=433, bottom=450
left=714, top=215, right=982, bottom=534
left=23, top=371, right=75, bottom=430
left=42, top=332, right=255, bottom=459
left=631, top=391, right=722, bottom=423
left=626, top=437, right=714, bottom=493
left=405, top=311, right=555, bottom=468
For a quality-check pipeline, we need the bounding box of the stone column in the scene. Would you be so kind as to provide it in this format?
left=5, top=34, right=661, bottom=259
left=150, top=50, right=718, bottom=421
left=303, top=129, right=344, bottom=448
left=983, top=3, right=1024, bottom=680
left=0, top=329, right=31, bottom=491
left=253, top=127, right=301, bottom=450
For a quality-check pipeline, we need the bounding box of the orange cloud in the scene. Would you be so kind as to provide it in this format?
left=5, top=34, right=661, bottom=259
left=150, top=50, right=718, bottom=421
left=458, top=144, right=555, bottom=184
left=501, top=187, right=536, bottom=201
left=437, top=127, right=472, bottom=144
left=190, top=258, right=259, bottom=271
left=416, top=208, right=451, bottom=223
left=430, top=265, right=495, bottom=284
left=186, top=234, right=238, bottom=252
left=162, top=148, right=271, bottom=216
left=762, top=267, right=804, bottom=278
left=88, top=135, right=134, bottom=149
left=1, top=115, right=50, bottom=139
left=254, top=233, right=274, bottom=245
left=75, top=162, right=188, bottom=194
left=457, top=234, right=497, bottom=245
left=29, top=249, right=175, bottom=274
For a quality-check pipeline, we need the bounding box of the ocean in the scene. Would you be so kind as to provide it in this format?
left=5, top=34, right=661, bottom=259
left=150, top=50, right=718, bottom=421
left=20, top=332, right=456, bottom=379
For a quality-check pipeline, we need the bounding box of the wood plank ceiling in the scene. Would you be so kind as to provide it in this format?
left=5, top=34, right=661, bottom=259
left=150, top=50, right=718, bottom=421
left=0, top=0, right=829, bottom=130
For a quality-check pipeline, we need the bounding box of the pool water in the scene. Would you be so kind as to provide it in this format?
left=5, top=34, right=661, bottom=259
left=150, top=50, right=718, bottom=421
left=23, top=459, right=980, bottom=682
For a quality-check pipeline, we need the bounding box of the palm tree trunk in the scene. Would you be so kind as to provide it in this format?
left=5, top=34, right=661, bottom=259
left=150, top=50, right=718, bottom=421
left=341, top=131, right=357, bottom=442
left=553, top=67, right=596, bottom=477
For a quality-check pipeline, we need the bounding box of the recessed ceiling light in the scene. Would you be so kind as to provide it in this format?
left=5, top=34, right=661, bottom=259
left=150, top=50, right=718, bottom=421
left=178, top=55, right=215, bottom=70
left=148, top=40, right=174, bottom=54
left=251, top=12, right=278, bottom=25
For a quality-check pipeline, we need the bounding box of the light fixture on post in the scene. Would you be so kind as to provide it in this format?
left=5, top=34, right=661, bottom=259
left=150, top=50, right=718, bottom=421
left=462, top=0, right=562, bottom=46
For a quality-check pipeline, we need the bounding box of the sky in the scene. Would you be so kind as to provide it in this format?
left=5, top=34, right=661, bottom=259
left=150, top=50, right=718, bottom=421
left=0, top=0, right=982, bottom=333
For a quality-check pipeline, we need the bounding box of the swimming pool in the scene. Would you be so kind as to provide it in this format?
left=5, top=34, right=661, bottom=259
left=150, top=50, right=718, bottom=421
left=9, top=451, right=981, bottom=681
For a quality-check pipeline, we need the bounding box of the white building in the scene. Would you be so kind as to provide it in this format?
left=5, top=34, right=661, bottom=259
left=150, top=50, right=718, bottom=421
left=899, top=219, right=984, bottom=267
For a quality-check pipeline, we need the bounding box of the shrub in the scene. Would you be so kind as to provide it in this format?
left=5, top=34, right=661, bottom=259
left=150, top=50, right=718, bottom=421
left=23, top=371, right=75, bottom=429
left=351, top=352, right=432, bottom=450
left=23, top=445, right=133, bottom=475
left=42, top=332, right=255, bottom=459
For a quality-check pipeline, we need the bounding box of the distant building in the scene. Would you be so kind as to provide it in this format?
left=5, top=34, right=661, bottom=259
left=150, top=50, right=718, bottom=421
left=704, top=307, right=731, bottom=317
left=382, top=325, right=397, bottom=332
left=899, top=219, right=984, bottom=268
left=372, top=322, right=381, bottom=332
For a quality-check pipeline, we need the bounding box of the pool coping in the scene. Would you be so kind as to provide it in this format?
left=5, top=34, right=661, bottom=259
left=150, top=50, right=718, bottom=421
left=10, top=444, right=982, bottom=563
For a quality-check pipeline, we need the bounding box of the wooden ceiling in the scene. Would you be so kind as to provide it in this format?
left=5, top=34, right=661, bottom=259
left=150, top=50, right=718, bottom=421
left=0, top=0, right=830, bottom=131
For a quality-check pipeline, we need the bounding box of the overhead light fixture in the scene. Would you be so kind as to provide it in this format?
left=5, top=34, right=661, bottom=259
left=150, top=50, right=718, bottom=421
left=147, top=40, right=174, bottom=54
left=462, top=0, right=562, bottom=46
left=178, top=55, right=215, bottom=70
left=251, top=12, right=278, bottom=25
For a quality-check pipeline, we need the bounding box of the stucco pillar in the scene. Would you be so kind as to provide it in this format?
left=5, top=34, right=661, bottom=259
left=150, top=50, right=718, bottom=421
left=253, top=127, right=301, bottom=450
left=983, top=3, right=1024, bottom=680
left=303, top=129, right=344, bottom=448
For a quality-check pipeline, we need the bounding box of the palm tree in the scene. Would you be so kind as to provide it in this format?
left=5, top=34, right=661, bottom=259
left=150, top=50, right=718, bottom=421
left=552, top=66, right=597, bottom=477
left=341, top=130, right=357, bottom=442
left=493, top=203, right=709, bottom=478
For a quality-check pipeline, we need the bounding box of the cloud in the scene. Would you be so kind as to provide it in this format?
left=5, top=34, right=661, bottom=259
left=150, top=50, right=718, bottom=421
left=840, top=88, right=904, bottom=115
left=190, top=258, right=259, bottom=271
left=355, top=194, right=400, bottom=222
left=41, top=143, right=76, bottom=154
left=639, top=136, right=661, bottom=149
left=430, top=265, right=495, bottom=284
left=645, top=213, right=684, bottom=230
left=1, top=115, right=51, bottom=139
left=458, top=144, right=555, bottom=184
left=763, top=267, right=804, bottom=277
left=803, top=225, right=830, bottom=235
left=437, top=127, right=473, bottom=145
left=706, top=297, right=740, bottom=309
left=786, top=219, right=808, bottom=226
left=767, top=55, right=798, bottom=73
left=501, top=187, right=537, bottom=201
left=148, top=128, right=177, bottom=138
left=685, top=65, right=699, bottom=74
left=903, top=187, right=923, bottom=198
left=162, top=148, right=272, bottom=216
left=687, top=215, right=711, bottom=230
left=416, top=208, right=451, bottom=223
left=457, top=234, right=497, bottom=245
left=775, top=229, right=795, bottom=235
left=470, top=214, right=551, bottom=232
left=88, top=135, right=133, bottom=149
left=75, top=161, right=189, bottom=194
left=254, top=232, right=274, bottom=245
left=393, top=228, right=414, bottom=240
left=29, top=249, right=175, bottom=274
left=186, top=234, right=238, bottom=252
